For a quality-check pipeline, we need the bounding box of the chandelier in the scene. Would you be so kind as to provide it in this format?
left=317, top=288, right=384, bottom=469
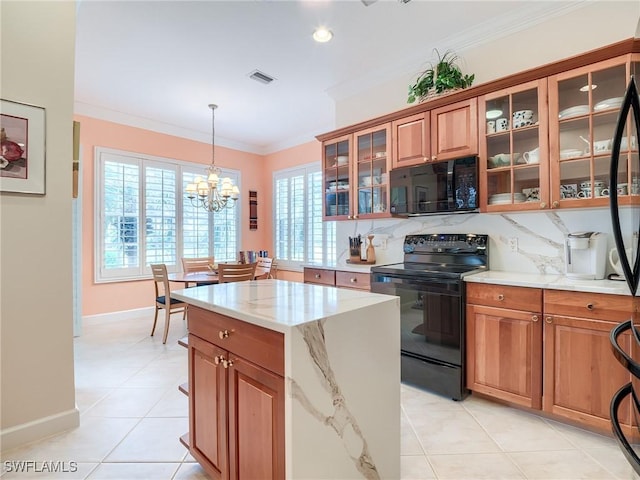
left=185, top=104, right=239, bottom=212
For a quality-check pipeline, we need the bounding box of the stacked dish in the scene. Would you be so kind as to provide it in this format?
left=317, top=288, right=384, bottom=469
left=488, top=193, right=526, bottom=205
left=560, top=148, right=583, bottom=159
left=594, top=97, right=623, bottom=111
left=559, top=105, right=589, bottom=119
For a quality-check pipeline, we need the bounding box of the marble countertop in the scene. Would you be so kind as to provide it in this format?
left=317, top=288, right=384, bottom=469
left=171, top=279, right=397, bottom=334
left=465, top=270, right=634, bottom=295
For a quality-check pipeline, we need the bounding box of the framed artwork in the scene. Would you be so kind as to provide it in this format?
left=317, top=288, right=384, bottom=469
left=0, top=99, right=46, bottom=195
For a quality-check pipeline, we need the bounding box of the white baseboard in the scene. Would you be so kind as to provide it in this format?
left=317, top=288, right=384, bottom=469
left=83, top=306, right=154, bottom=323
left=1, top=408, right=80, bottom=452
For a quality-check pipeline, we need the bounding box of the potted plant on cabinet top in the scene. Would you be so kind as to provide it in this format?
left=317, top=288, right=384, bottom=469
left=407, top=50, right=475, bottom=104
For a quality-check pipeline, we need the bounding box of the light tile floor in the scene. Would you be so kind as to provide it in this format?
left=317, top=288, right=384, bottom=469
left=1, top=313, right=638, bottom=479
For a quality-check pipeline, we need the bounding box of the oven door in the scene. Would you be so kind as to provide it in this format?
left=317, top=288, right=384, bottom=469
left=371, top=273, right=463, bottom=366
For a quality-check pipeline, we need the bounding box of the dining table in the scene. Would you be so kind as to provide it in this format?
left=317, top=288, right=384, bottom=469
left=168, top=267, right=270, bottom=286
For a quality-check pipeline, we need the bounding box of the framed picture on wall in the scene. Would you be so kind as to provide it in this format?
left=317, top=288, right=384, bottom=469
left=0, top=99, right=46, bottom=195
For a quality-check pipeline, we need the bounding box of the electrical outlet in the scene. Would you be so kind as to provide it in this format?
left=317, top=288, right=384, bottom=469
left=508, top=237, right=518, bottom=252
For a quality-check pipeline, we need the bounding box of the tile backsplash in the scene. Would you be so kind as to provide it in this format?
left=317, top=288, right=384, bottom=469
left=336, top=207, right=640, bottom=276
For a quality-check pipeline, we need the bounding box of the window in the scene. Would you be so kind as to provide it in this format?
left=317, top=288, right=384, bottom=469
left=274, top=163, right=335, bottom=270
left=96, top=147, right=240, bottom=282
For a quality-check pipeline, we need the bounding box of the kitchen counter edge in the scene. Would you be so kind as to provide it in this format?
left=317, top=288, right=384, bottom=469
left=171, top=279, right=397, bottom=334
left=464, top=271, right=634, bottom=296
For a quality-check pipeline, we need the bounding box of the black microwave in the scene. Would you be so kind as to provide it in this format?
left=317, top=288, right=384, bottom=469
left=389, top=156, right=479, bottom=216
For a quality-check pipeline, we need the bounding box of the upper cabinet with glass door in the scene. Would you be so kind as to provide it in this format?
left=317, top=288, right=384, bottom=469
left=479, top=79, right=550, bottom=211
left=548, top=55, right=639, bottom=208
left=353, top=124, right=391, bottom=219
left=323, top=133, right=352, bottom=220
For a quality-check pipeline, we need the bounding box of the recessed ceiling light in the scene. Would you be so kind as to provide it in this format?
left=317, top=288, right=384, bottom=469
left=313, top=27, right=333, bottom=43
left=486, top=109, right=503, bottom=120
left=580, top=84, right=597, bottom=92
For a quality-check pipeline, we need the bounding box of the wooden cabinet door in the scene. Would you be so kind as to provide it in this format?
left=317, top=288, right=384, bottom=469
left=543, top=315, right=633, bottom=431
left=228, top=356, right=285, bottom=480
left=466, top=304, right=542, bottom=409
left=392, top=112, right=430, bottom=168
left=430, top=98, right=478, bottom=161
left=189, top=334, right=228, bottom=480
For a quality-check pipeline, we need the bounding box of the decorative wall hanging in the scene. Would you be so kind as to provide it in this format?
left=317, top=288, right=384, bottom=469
left=0, top=99, right=46, bottom=195
left=72, top=120, right=80, bottom=198
left=249, top=190, right=258, bottom=230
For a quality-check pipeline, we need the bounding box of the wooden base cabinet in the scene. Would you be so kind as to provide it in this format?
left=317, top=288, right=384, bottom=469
left=466, top=284, right=543, bottom=409
left=467, top=283, right=635, bottom=436
left=188, top=307, right=285, bottom=480
left=543, top=290, right=634, bottom=434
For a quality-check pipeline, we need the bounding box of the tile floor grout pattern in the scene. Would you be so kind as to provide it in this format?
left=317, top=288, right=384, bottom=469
left=0, top=313, right=637, bottom=479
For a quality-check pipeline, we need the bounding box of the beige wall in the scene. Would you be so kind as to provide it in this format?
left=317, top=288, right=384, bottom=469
left=336, top=1, right=640, bottom=128
left=1, top=1, right=79, bottom=449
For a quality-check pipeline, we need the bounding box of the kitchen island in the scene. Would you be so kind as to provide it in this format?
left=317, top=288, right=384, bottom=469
left=172, top=279, right=400, bottom=480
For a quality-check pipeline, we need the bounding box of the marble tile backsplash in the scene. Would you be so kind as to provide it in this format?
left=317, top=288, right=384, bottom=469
left=336, top=208, right=640, bottom=275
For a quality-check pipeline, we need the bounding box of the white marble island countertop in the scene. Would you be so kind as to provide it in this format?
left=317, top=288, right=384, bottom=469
left=465, top=270, right=634, bottom=295
left=171, top=278, right=397, bottom=333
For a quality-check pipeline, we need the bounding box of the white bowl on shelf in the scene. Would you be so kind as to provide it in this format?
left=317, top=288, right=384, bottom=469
left=337, top=156, right=349, bottom=166
left=594, top=97, right=623, bottom=111
left=559, top=148, right=583, bottom=159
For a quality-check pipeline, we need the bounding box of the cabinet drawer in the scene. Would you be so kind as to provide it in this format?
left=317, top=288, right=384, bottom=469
left=466, top=283, right=542, bottom=312
left=335, top=271, right=371, bottom=291
left=544, top=290, right=633, bottom=322
left=304, top=268, right=336, bottom=286
left=188, top=306, right=284, bottom=376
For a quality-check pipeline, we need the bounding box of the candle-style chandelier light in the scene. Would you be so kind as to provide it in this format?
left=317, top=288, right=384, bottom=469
left=185, top=104, right=239, bottom=212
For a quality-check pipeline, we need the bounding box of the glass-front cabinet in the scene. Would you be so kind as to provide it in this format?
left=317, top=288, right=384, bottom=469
left=322, top=124, right=391, bottom=220
left=323, top=133, right=351, bottom=220
left=354, top=124, right=391, bottom=218
left=548, top=55, right=639, bottom=208
left=479, top=79, right=549, bottom=211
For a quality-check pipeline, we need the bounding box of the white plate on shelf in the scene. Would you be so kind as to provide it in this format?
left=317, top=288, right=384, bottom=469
left=558, top=105, right=589, bottom=119
left=559, top=148, right=583, bottom=159
left=594, top=97, right=623, bottom=111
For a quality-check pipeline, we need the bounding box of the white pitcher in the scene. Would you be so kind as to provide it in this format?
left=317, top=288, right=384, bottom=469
left=609, top=247, right=633, bottom=277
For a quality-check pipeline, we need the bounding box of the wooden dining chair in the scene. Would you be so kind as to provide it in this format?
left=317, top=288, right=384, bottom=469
left=151, top=263, right=188, bottom=344
left=181, top=256, right=214, bottom=287
left=255, top=257, right=274, bottom=279
left=218, top=262, right=258, bottom=283
left=181, top=256, right=214, bottom=273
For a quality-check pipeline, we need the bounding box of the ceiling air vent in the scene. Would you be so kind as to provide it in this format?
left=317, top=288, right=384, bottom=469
left=248, top=70, right=275, bottom=85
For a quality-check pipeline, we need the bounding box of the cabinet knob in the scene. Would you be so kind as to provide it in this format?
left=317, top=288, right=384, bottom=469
left=539, top=202, right=547, bottom=209
left=497, top=294, right=504, bottom=301
left=348, top=215, right=353, bottom=220
left=350, top=277, right=357, bottom=283
left=431, top=156, right=437, bottom=161
left=214, top=355, right=224, bottom=365
left=353, top=214, right=359, bottom=219
left=552, top=201, right=559, bottom=208
left=545, top=316, right=553, bottom=324
left=532, top=315, right=539, bottom=322
left=586, top=303, right=594, bottom=310
left=219, top=330, right=230, bottom=339
left=314, top=273, right=321, bottom=279
left=222, top=358, right=234, bottom=369
left=423, top=157, right=428, bottom=162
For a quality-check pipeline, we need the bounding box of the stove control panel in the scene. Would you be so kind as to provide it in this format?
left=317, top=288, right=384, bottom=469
left=403, top=234, right=488, bottom=254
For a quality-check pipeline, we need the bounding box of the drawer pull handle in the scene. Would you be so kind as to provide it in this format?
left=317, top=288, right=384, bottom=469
left=497, top=294, right=504, bottom=301
left=545, top=316, right=553, bottom=324
left=315, top=274, right=321, bottom=279
left=222, top=358, right=234, bottom=369
left=350, top=277, right=357, bottom=283
left=219, top=330, right=230, bottom=339
left=586, top=303, right=594, bottom=310
left=532, top=315, right=539, bottom=322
